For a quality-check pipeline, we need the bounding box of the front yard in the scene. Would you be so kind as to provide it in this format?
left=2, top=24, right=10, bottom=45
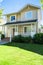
left=0, top=43, right=43, bottom=65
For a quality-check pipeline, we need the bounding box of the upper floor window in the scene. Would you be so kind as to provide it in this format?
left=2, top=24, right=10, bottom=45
left=25, top=11, right=32, bottom=20
left=10, top=15, right=16, bottom=21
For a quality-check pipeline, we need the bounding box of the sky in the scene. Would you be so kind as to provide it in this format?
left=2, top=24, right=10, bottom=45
left=0, top=0, right=43, bottom=24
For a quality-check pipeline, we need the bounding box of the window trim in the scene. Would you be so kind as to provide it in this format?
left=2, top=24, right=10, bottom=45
left=25, top=11, right=33, bottom=20
left=10, top=15, right=16, bottom=22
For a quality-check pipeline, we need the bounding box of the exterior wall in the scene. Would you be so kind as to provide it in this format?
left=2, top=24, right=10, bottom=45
left=18, top=25, right=23, bottom=34
left=20, top=7, right=38, bottom=21
left=6, top=6, right=38, bottom=22
left=37, top=9, right=42, bottom=33
left=6, top=13, right=22, bottom=22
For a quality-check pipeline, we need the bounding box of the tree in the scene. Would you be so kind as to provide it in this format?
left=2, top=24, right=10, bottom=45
left=0, top=9, right=3, bottom=19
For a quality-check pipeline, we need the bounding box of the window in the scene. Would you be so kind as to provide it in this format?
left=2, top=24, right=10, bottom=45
left=25, top=11, right=32, bottom=19
left=24, top=26, right=31, bottom=33
left=10, top=16, right=16, bottom=21
left=24, top=27, right=27, bottom=33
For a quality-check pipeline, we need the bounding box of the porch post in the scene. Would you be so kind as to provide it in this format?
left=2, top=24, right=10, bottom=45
left=10, top=28, right=12, bottom=42
left=31, top=24, right=32, bottom=36
left=0, top=34, right=1, bottom=41
left=15, top=25, right=18, bottom=35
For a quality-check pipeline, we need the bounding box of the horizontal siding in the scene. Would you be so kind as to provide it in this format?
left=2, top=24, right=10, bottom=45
left=6, top=6, right=38, bottom=22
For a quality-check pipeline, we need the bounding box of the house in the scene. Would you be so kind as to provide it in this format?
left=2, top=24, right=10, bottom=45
left=4, top=4, right=41, bottom=37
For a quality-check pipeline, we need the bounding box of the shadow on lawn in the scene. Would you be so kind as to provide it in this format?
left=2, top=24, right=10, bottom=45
left=4, top=42, right=43, bottom=55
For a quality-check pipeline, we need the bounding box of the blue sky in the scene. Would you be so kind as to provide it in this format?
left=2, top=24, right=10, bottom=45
left=0, top=0, right=43, bottom=24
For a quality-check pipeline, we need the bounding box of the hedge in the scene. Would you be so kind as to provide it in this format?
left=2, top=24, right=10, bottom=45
left=12, top=33, right=43, bottom=44
left=12, top=35, right=32, bottom=43
left=33, top=33, right=43, bottom=44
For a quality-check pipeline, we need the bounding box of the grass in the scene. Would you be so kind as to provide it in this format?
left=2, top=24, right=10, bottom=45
left=0, top=42, right=43, bottom=65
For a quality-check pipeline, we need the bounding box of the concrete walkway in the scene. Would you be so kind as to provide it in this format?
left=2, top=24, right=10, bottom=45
left=0, top=41, right=9, bottom=45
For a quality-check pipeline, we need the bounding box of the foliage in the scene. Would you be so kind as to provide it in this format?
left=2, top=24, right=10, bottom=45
left=12, top=35, right=22, bottom=43
left=33, top=33, right=43, bottom=44
left=0, top=9, right=3, bottom=15
left=12, top=35, right=32, bottom=43
left=1, top=34, right=5, bottom=39
left=21, top=36, right=32, bottom=43
left=0, top=9, right=3, bottom=19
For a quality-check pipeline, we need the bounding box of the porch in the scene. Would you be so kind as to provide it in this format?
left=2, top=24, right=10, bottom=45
left=5, top=23, right=37, bottom=37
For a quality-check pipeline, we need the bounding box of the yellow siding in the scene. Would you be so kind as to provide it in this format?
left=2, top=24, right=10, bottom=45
left=6, top=6, right=38, bottom=22
left=18, top=25, right=23, bottom=34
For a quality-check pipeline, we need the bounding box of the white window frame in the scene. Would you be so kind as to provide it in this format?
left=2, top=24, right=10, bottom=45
left=10, top=15, right=16, bottom=22
left=25, top=11, right=33, bottom=20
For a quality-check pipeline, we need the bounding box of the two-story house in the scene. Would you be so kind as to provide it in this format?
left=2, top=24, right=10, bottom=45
left=4, top=4, right=41, bottom=37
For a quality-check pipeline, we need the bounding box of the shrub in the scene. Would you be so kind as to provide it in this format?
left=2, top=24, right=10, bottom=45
left=33, top=33, right=43, bottom=44
left=22, top=36, right=32, bottom=43
left=12, top=35, right=22, bottom=43
left=1, top=34, right=5, bottom=39
left=12, top=35, right=32, bottom=43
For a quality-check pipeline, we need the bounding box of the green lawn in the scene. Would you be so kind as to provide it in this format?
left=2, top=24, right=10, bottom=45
left=0, top=43, right=43, bottom=65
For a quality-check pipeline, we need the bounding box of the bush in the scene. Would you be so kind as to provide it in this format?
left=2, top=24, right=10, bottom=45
left=12, top=35, right=32, bottom=43
left=22, top=36, right=32, bottom=43
left=33, top=33, right=43, bottom=44
left=12, top=33, right=43, bottom=44
left=1, top=34, right=5, bottom=39
left=12, top=35, right=22, bottom=43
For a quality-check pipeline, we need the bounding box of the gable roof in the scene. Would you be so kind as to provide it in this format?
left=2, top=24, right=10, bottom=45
left=4, top=4, right=40, bottom=16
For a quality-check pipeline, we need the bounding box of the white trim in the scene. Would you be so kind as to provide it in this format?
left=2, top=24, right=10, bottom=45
left=31, top=24, right=32, bottom=36
left=10, top=15, right=16, bottom=22
left=14, top=25, right=18, bottom=35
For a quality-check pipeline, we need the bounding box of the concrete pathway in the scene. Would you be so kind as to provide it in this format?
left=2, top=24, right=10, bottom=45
left=0, top=41, right=9, bottom=45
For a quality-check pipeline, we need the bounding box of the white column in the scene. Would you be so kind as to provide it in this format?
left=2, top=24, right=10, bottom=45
left=10, top=28, right=12, bottom=42
left=31, top=24, right=32, bottom=36
left=15, top=25, right=18, bottom=36
left=17, top=25, right=18, bottom=35
left=0, top=34, right=1, bottom=41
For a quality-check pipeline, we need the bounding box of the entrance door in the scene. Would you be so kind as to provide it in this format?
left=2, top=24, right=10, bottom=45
left=13, top=28, right=15, bottom=37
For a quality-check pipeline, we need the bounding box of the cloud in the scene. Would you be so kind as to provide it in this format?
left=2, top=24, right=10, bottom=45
left=0, top=0, right=3, bottom=3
